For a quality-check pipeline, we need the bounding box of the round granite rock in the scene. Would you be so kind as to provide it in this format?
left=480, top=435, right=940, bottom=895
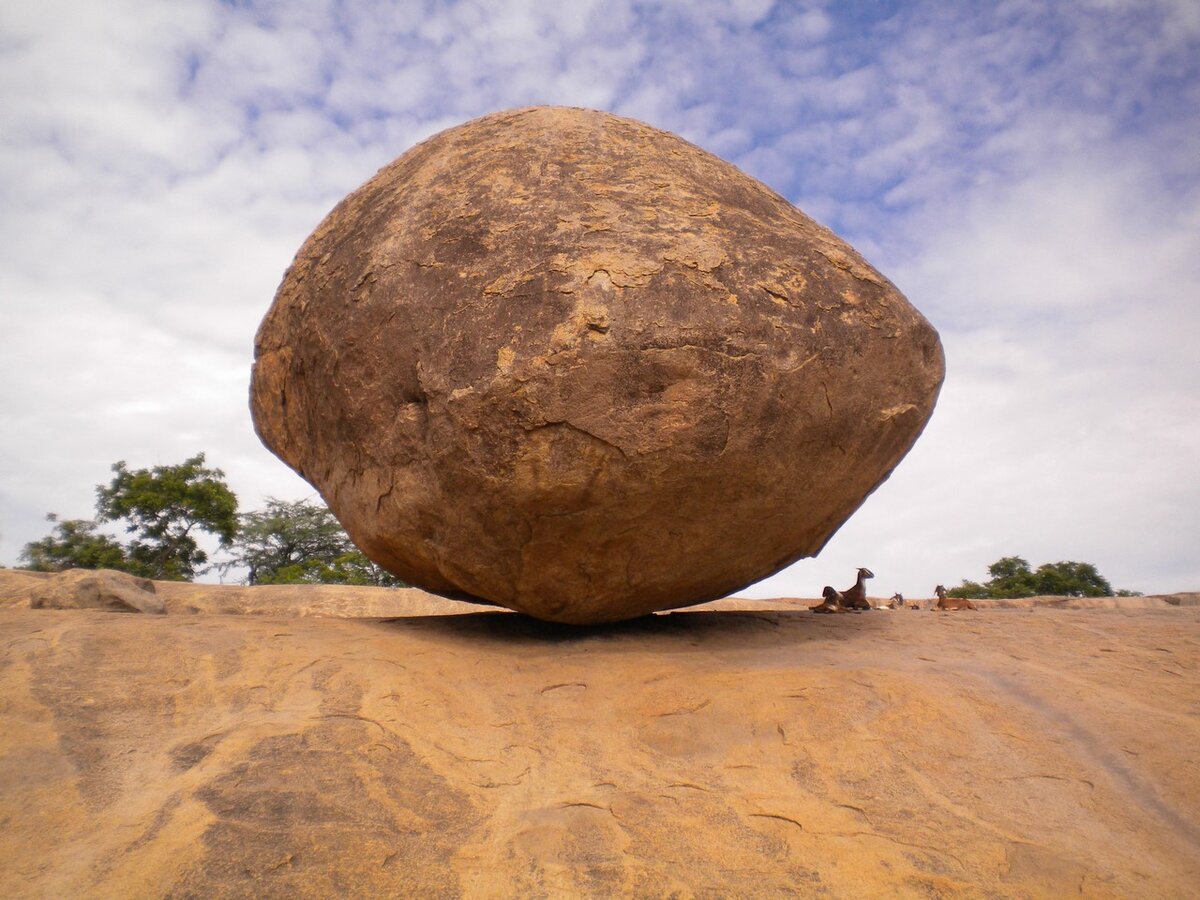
left=251, top=106, right=944, bottom=624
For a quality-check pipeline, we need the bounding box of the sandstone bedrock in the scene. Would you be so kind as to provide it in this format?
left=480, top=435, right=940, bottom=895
left=3, top=579, right=1199, bottom=898
left=251, top=106, right=945, bottom=623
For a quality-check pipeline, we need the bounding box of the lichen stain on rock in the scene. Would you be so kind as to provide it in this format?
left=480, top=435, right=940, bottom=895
left=250, top=106, right=945, bottom=623
left=174, top=720, right=477, bottom=898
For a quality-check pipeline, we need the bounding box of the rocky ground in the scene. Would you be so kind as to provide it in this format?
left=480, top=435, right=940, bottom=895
left=1, top=569, right=1198, bottom=897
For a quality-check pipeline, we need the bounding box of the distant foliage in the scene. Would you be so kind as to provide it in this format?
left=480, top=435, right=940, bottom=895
left=224, top=497, right=404, bottom=587
left=947, top=556, right=1139, bottom=599
left=19, top=514, right=129, bottom=573
left=95, top=454, right=238, bottom=581
left=20, top=454, right=238, bottom=581
left=19, top=460, right=402, bottom=587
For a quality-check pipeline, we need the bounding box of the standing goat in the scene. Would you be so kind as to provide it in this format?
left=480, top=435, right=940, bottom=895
left=934, top=584, right=976, bottom=611
left=838, top=567, right=874, bottom=610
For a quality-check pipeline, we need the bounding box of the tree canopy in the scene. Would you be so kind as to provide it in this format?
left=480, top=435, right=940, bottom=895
left=95, top=454, right=238, bottom=580
left=223, top=497, right=404, bottom=587
left=19, top=514, right=129, bottom=573
left=947, top=555, right=1136, bottom=599
left=21, top=454, right=238, bottom=581
left=20, top=458, right=404, bottom=587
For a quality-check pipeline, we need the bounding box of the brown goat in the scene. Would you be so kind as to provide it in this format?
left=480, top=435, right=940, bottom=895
left=886, top=592, right=904, bottom=610
left=811, top=585, right=846, bottom=614
left=839, top=568, right=874, bottom=610
left=934, top=584, right=976, bottom=611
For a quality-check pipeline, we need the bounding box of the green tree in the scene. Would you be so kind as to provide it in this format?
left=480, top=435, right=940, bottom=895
left=225, top=497, right=403, bottom=587
left=1032, top=560, right=1112, bottom=597
left=947, top=579, right=990, bottom=599
left=987, top=556, right=1039, bottom=598
left=948, top=556, right=1035, bottom=598
left=948, top=555, right=1132, bottom=598
left=19, top=514, right=130, bottom=573
left=987, top=556, right=1032, bottom=581
left=95, top=454, right=238, bottom=581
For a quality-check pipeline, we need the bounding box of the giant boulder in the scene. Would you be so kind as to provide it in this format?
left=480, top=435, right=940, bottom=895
left=251, top=106, right=944, bottom=624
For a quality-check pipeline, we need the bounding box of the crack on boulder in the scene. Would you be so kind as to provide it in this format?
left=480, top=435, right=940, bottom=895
left=749, top=812, right=805, bottom=831
left=527, top=419, right=628, bottom=460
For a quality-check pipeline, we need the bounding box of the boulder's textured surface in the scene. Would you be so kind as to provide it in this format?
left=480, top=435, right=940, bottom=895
left=2, top=584, right=1199, bottom=897
left=28, top=568, right=164, bottom=614
left=251, top=106, right=945, bottom=623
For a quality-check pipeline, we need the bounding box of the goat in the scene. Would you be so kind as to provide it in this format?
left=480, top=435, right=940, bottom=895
left=934, top=584, right=976, bottom=611
left=839, top=567, right=874, bottom=610
left=886, top=592, right=904, bottom=610
left=811, top=585, right=846, bottom=614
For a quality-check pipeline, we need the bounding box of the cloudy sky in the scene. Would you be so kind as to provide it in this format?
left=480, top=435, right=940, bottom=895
left=1, top=0, right=1197, bottom=598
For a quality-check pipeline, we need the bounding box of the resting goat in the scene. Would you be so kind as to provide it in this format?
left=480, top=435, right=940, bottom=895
left=810, top=585, right=846, bottom=614
left=886, top=592, right=904, bottom=610
left=933, top=584, right=976, bottom=611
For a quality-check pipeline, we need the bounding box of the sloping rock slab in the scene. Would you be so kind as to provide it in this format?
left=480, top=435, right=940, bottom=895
left=1, top=569, right=489, bottom=617
left=152, top=581, right=495, bottom=617
left=28, top=568, right=164, bottom=614
left=2, top=603, right=1198, bottom=897
left=0, top=568, right=50, bottom=607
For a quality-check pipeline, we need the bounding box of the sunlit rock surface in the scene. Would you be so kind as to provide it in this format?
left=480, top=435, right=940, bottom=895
left=2, top=572, right=1198, bottom=896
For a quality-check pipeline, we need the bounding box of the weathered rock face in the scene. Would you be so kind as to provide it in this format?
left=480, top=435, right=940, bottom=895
left=29, top=569, right=164, bottom=614
left=251, top=106, right=944, bottom=623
